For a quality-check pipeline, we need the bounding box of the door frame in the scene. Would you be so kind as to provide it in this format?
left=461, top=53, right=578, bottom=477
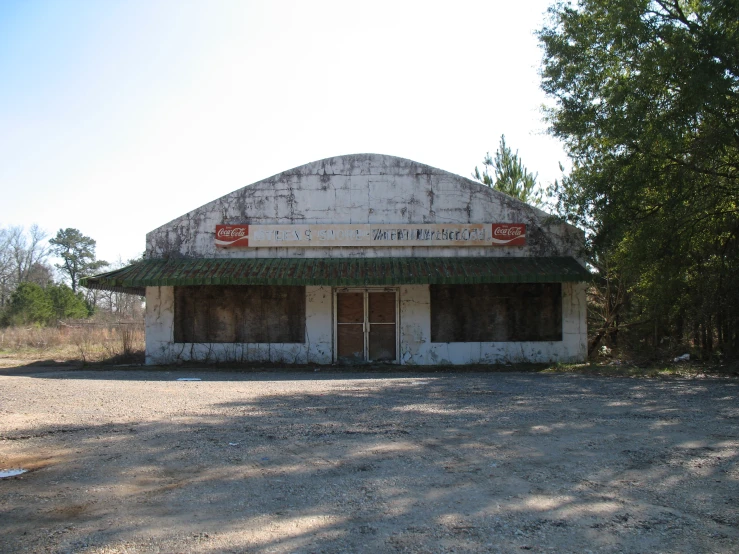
left=333, top=287, right=400, bottom=363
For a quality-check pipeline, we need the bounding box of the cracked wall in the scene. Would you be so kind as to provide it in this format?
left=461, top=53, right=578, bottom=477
left=145, top=285, right=333, bottom=365
left=399, top=283, right=586, bottom=365
left=143, top=154, right=587, bottom=364
left=145, top=154, right=585, bottom=261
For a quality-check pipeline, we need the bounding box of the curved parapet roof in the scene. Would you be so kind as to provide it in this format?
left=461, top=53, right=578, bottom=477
left=145, top=153, right=584, bottom=261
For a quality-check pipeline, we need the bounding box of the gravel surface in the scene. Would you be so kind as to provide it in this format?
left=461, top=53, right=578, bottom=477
left=1, top=367, right=738, bottom=553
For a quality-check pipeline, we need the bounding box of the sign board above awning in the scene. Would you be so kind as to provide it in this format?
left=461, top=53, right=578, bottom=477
left=215, top=223, right=526, bottom=248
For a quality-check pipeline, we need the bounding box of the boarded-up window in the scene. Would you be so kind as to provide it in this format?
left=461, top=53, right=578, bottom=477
left=174, top=286, right=305, bottom=343
left=430, top=283, right=561, bottom=342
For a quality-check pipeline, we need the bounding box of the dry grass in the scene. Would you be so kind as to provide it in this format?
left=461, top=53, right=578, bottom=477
left=0, top=323, right=145, bottom=364
left=542, top=360, right=739, bottom=378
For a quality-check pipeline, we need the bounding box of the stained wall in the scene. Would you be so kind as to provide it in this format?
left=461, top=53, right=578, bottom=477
left=145, top=154, right=584, bottom=261
left=143, top=154, right=588, bottom=365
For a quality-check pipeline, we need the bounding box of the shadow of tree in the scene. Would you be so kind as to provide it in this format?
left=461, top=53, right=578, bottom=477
left=1, top=372, right=738, bottom=553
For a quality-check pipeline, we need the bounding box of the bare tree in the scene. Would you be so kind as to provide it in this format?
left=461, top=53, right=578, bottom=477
left=0, top=227, right=13, bottom=308
left=0, top=224, right=51, bottom=308
left=26, top=262, right=55, bottom=286
left=10, top=224, right=50, bottom=283
left=94, top=256, right=144, bottom=320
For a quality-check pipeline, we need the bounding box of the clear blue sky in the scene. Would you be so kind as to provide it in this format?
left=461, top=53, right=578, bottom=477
left=0, top=0, right=566, bottom=266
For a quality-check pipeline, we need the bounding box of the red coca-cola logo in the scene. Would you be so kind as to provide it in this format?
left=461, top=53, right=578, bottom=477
left=217, top=227, right=247, bottom=238
left=493, top=226, right=523, bottom=237
left=215, top=225, right=249, bottom=248
left=490, top=224, right=526, bottom=246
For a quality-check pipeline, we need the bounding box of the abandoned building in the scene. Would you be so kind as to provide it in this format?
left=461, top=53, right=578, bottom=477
left=82, top=154, right=590, bottom=365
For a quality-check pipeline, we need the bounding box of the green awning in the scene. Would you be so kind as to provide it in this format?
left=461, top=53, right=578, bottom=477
left=80, top=256, right=590, bottom=294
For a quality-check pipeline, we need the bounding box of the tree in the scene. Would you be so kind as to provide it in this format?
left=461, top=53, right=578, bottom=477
left=0, top=227, right=13, bottom=308
left=0, top=225, right=51, bottom=307
left=539, top=0, right=739, bottom=357
left=95, top=256, right=145, bottom=320
left=47, top=283, right=89, bottom=321
left=10, top=224, right=49, bottom=284
left=473, top=135, right=543, bottom=206
left=4, top=282, right=53, bottom=326
left=49, top=228, right=109, bottom=293
left=25, top=262, right=55, bottom=287
left=1, top=282, right=89, bottom=326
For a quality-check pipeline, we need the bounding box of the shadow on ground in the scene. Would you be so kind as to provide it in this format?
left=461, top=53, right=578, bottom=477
left=1, top=371, right=738, bottom=553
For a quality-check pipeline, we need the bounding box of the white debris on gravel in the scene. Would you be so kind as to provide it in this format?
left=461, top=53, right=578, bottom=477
left=0, top=469, right=27, bottom=478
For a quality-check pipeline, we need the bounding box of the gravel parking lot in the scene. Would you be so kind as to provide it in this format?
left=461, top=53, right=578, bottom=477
left=1, top=366, right=738, bottom=553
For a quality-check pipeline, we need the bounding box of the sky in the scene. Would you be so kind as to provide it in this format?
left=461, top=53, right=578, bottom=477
left=0, top=0, right=567, bottom=268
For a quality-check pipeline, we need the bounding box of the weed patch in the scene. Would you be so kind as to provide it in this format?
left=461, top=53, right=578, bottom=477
left=0, top=323, right=144, bottom=364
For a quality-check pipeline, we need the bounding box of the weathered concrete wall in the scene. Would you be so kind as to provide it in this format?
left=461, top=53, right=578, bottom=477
left=398, top=284, right=586, bottom=364
left=145, top=286, right=174, bottom=363
left=143, top=154, right=588, bottom=365
left=146, top=154, right=584, bottom=261
left=145, top=286, right=333, bottom=365
left=147, top=282, right=586, bottom=365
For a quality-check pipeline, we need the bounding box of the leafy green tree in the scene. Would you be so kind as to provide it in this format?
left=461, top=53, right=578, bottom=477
left=0, top=282, right=89, bottom=327
left=473, top=135, right=543, bottom=206
left=49, top=228, right=109, bottom=293
left=47, top=284, right=89, bottom=321
left=4, top=282, right=53, bottom=326
left=539, top=0, right=739, bottom=357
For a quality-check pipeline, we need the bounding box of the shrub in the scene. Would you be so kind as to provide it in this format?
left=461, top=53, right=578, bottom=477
left=47, top=284, right=88, bottom=321
left=1, top=283, right=89, bottom=327
left=5, top=283, right=53, bottom=326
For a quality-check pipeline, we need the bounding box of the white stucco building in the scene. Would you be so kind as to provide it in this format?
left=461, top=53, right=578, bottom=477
left=83, top=154, right=589, bottom=365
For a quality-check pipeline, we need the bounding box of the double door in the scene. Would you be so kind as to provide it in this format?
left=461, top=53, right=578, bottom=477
left=335, top=289, right=398, bottom=362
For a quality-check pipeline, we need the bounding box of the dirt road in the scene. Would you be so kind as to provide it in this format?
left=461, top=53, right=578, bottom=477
left=1, top=367, right=738, bottom=553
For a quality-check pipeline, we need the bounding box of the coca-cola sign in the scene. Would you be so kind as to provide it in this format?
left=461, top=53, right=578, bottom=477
left=215, top=223, right=526, bottom=247
left=215, top=225, right=249, bottom=248
left=490, top=224, right=526, bottom=246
